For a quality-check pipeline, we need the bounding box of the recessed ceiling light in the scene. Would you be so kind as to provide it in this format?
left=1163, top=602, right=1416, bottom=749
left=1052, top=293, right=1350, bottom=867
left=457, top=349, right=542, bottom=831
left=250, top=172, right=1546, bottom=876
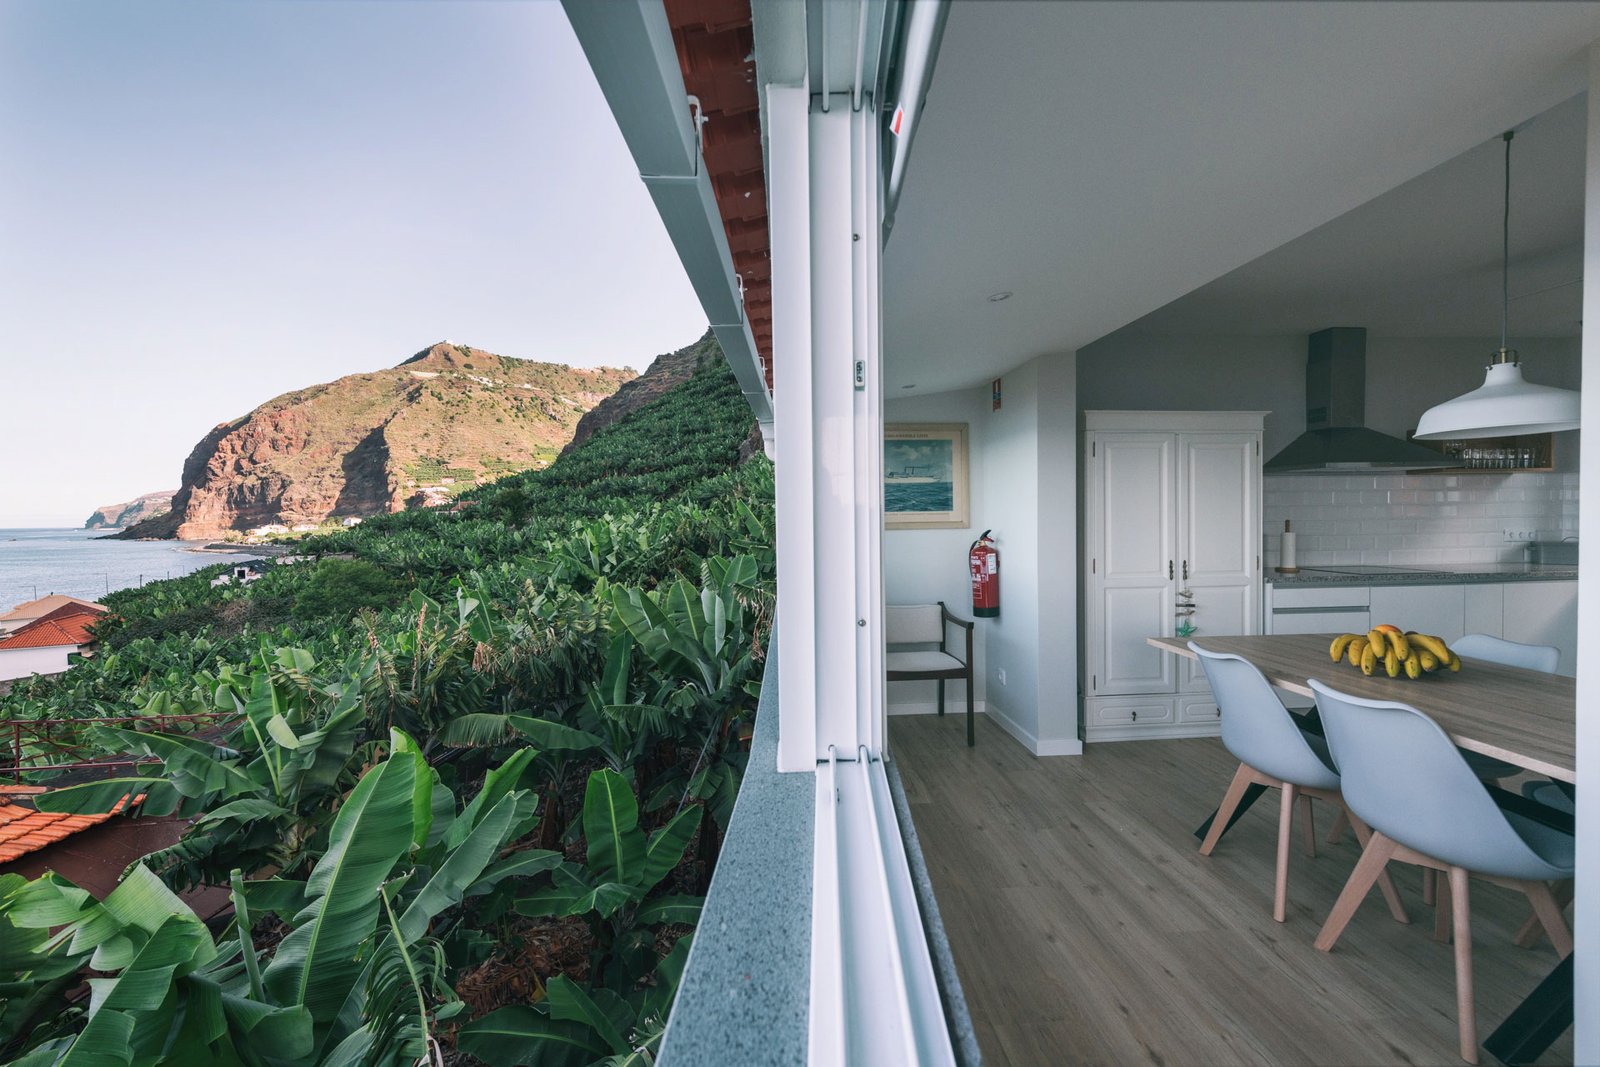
left=987, top=291, right=1013, bottom=302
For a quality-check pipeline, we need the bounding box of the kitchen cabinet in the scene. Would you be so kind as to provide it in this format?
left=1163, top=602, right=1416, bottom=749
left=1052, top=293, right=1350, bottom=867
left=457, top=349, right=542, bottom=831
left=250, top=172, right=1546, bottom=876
left=1368, top=585, right=1464, bottom=643
left=1084, top=411, right=1265, bottom=741
left=1266, top=579, right=1576, bottom=677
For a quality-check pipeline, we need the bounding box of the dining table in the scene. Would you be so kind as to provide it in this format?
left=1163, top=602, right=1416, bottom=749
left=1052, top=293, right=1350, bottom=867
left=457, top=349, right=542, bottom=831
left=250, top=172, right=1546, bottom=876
left=1148, top=632, right=1578, bottom=1066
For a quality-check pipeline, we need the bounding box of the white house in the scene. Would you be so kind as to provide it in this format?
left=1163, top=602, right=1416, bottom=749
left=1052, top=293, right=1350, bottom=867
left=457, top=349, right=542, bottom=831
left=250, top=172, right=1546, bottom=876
left=0, top=603, right=105, bottom=682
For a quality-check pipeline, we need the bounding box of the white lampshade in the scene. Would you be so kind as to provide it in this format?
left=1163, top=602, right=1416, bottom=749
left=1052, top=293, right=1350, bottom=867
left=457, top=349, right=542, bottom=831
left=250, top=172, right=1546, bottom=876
left=1413, top=362, right=1580, bottom=440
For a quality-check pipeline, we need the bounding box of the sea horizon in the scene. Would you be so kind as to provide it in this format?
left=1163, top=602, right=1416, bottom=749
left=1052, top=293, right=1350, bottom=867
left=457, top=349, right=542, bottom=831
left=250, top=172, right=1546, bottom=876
left=0, top=527, right=255, bottom=613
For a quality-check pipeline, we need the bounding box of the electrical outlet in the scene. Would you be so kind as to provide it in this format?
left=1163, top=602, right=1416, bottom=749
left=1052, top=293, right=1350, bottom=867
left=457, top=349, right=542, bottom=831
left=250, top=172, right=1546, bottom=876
left=1504, top=529, right=1536, bottom=542
left=997, top=668, right=1007, bottom=686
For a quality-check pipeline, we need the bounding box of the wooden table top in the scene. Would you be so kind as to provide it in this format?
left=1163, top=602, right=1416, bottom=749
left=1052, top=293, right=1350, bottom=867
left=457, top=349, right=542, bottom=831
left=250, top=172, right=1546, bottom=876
left=1148, top=634, right=1576, bottom=784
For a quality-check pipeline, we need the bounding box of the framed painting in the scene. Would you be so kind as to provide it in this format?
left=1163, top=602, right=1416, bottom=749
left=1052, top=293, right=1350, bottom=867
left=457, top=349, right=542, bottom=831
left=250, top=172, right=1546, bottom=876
left=884, top=423, right=969, bottom=529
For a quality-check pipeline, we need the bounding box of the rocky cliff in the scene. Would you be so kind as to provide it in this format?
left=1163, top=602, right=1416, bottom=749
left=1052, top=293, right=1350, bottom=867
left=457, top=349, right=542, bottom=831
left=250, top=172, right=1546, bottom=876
left=562, top=330, right=721, bottom=456
left=84, top=490, right=176, bottom=530
left=120, top=343, right=633, bottom=540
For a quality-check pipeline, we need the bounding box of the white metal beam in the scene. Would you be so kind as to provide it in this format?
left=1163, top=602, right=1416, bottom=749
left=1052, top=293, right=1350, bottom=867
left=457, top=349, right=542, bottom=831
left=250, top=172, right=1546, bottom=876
left=561, top=0, right=774, bottom=425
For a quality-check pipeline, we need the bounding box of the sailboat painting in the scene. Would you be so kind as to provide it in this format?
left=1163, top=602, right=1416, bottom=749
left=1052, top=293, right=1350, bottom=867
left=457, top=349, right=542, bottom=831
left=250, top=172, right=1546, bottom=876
left=884, top=423, right=969, bottom=529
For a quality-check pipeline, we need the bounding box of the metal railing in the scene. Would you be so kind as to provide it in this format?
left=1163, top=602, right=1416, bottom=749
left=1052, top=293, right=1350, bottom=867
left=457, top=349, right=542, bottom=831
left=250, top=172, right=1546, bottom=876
left=2, top=712, right=240, bottom=783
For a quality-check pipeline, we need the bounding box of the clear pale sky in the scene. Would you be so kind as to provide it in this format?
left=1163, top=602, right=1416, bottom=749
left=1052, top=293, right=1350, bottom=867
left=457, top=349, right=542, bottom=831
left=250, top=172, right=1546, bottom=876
left=0, top=0, right=708, bottom=526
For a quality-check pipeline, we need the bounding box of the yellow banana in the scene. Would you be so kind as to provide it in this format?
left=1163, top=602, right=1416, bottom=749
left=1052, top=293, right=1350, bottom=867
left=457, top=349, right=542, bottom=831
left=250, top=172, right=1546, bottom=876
left=1384, top=631, right=1410, bottom=661
left=1410, top=632, right=1452, bottom=664
left=1348, top=638, right=1367, bottom=667
left=1419, top=650, right=1439, bottom=672
left=1384, top=648, right=1400, bottom=678
left=1330, top=633, right=1360, bottom=662
left=1404, top=656, right=1422, bottom=679
left=1366, top=629, right=1388, bottom=656
left=1361, top=643, right=1378, bottom=676
left=1448, top=652, right=1462, bottom=672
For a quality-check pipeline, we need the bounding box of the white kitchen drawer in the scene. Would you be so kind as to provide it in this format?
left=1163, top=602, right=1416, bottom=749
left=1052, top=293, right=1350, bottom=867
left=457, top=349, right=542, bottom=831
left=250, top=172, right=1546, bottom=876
left=1178, top=696, right=1222, bottom=723
left=1267, top=607, right=1370, bottom=635
left=1269, top=585, right=1370, bottom=609
left=1087, top=696, right=1176, bottom=726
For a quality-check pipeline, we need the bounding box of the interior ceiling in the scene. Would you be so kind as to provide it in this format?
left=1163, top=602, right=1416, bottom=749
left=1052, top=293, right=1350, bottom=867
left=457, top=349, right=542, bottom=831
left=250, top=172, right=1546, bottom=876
left=1123, top=93, right=1586, bottom=341
left=883, top=1, right=1600, bottom=393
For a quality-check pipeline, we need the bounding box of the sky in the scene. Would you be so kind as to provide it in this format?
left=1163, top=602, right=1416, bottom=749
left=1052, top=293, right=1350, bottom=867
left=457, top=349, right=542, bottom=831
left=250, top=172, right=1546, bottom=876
left=0, top=0, right=708, bottom=526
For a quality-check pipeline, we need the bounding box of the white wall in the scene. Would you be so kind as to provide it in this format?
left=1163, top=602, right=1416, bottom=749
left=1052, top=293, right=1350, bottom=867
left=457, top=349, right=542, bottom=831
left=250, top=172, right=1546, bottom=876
left=0, top=646, right=71, bottom=682
left=1033, top=353, right=1080, bottom=754
left=884, top=388, right=990, bottom=715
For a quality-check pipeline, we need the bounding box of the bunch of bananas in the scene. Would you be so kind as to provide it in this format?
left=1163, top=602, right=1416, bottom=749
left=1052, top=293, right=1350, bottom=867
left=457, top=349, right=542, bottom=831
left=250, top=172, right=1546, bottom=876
left=1328, top=626, right=1462, bottom=679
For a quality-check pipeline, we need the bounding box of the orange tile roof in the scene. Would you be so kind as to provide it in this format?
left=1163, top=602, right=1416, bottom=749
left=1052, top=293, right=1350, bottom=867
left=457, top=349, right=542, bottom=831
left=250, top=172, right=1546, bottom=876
left=0, top=793, right=142, bottom=865
left=0, top=603, right=105, bottom=651
left=0, top=595, right=105, bottom=623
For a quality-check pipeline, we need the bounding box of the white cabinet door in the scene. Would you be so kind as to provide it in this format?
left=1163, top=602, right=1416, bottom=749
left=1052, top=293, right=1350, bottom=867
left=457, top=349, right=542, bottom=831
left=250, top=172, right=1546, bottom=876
left=1369, top=585, right=1465, bottom=642
left=1502, top=582, right=1578, bottom=676
left=1463, top=584, right=1505, bottom=639
left=1089, top=434, right=1176, bottom=696
left=1176, top=433, right=1260, bottom=691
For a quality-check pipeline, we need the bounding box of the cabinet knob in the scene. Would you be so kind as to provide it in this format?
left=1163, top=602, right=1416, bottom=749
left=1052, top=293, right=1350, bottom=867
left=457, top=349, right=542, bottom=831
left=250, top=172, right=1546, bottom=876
left=1131, top=710, right=1138, bottom=722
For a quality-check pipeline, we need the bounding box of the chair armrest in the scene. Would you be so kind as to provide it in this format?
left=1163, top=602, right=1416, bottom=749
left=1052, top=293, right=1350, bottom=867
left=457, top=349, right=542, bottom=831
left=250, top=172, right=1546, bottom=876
left=937, top=601, right=974, bottom=631
left=936, top=601, right=975, bottom=666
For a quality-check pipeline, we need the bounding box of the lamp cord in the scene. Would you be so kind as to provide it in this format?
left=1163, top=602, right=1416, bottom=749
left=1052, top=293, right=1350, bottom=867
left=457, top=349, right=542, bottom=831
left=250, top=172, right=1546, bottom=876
left=1502, top=130, right=1513, bottom=357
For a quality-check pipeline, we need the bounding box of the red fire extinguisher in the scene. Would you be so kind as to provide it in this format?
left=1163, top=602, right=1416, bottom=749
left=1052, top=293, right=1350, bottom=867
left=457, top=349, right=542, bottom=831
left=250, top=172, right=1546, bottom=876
left=969, top=530, right=999, bottom=618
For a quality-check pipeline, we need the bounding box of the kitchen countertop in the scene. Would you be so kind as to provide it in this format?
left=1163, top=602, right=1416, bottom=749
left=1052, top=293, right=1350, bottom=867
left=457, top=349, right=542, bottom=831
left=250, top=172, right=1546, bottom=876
left=1267, top=563, right=1578, bottom=588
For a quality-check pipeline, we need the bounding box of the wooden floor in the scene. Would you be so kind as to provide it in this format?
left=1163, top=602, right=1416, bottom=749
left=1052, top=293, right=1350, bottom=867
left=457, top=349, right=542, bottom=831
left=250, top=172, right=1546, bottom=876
left=891, top=715, right=1574, bottom=1066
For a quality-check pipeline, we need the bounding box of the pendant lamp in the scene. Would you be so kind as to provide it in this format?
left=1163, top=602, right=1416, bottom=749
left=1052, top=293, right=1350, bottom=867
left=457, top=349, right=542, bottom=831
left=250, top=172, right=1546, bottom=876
left=1414, top=130, right=1581, bottom=440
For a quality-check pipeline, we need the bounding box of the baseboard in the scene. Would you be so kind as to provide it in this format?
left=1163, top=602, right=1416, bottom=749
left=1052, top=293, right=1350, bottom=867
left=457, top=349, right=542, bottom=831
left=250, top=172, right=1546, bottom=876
left=887, top=700, right=987, bottom=717
left=1085, top=722, right=1223, bottom=743
left=985, top=699, right=1083, bottom=757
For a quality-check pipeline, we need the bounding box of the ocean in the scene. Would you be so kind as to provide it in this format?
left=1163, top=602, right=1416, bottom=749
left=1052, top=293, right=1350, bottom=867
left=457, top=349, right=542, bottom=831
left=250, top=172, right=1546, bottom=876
left=885, top=481, right=954, bottom=512
left=0, top=528, right=255, bottom=614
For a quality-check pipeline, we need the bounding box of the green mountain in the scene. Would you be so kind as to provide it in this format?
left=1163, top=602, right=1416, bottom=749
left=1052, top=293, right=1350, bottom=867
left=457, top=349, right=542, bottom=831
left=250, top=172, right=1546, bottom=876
left=118, top=343, right=634, bottom=540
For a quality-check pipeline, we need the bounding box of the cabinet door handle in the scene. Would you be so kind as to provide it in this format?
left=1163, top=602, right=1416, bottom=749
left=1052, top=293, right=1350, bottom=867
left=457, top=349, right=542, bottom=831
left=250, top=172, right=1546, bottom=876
left=1182, top=560, right=1190, bottom=580
left=1168, top=560, right=1174, bottom=580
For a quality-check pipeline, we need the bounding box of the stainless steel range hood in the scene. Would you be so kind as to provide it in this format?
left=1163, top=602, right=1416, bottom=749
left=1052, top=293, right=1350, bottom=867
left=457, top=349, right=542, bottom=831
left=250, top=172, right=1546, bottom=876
left=1264, top=328, right=1454, bottom=474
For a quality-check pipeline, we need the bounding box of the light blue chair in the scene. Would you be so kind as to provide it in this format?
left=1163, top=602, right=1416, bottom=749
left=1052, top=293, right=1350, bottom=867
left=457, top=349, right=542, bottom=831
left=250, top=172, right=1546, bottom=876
left=1309, top=680, right=1574, bottom=1065
left=1451, top=633, right=1559, bottom=782
left=1190, top=643, right=1407, bottom=925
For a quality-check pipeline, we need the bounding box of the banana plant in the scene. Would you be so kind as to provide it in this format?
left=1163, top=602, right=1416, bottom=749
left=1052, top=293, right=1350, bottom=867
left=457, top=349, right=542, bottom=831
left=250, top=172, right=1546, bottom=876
left=514, top=769, right=703, bottom=989
left=34, top=653, right=377, bottom=889
left=6, top=735, right=537, bottom=1067
left=457, top=935, right=691, bottom=1067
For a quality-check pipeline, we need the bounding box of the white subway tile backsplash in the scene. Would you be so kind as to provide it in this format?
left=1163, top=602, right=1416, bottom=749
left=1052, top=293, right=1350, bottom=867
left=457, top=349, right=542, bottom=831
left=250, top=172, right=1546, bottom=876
left=1264, top=471, right=1578, bottom=567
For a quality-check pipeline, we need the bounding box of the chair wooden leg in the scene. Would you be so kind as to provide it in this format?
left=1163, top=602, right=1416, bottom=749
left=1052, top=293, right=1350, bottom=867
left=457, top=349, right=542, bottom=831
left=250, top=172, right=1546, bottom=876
left=1299, top=794, right=1317, bottom=858
left=1274, top=784, right=1297, bottom=923
left=1315, top=831, right=1398, bottom=952
left=1449, top=866, right=1478, bottom=1064
left=1521, top=881, right=1574, bottom=958
left=937, top=678, right=945, bottom=717
left=1513, top=880, right=1573, bottom=949
left=1435, top=871, right=1453, bottom=945
left=1325, top=806, right=1349, bottom=845
left=1423, top=867, right=1437, bottom=907
left=1344, top=811, right=1409, bottom=925
left=1200, top=763, right=1256, bottom=857
left=966, top=670, right=974, bottom=747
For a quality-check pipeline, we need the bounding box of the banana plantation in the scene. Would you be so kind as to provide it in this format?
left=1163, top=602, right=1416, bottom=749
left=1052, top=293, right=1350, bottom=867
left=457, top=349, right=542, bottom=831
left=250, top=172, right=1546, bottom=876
left=0, top=352, right=774, bottom=1066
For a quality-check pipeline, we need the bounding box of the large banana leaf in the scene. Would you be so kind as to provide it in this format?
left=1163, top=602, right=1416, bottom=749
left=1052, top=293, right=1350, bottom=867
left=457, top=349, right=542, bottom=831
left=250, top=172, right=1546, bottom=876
left=633, top=895, right=703, bottom=926
left=544, top=976, right=630, bottom=1055
left=582, top=769, right=645, bottom=887
left=32, top=777, right=180, bottom=818
left=506, top=716, right=604, bottom=753
left=640, top=806, right=701, bottom=891
left=445, top=747, right=536, bottom=850
left=456, top=1005, right=609, bottom=1067
left=515, top=864, right=636, bottom=920
left=260, top=753, right=417, bottom=1038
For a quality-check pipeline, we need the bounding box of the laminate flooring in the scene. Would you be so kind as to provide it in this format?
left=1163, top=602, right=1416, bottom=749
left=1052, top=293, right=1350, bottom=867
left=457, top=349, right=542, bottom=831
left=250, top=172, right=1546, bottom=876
left=890, top=715, right=1575, bottom=1066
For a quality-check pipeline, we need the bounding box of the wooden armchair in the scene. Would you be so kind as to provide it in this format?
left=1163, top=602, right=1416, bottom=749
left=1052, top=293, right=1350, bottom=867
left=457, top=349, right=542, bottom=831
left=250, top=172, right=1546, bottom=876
left=886, top=601, right=976, bottom=746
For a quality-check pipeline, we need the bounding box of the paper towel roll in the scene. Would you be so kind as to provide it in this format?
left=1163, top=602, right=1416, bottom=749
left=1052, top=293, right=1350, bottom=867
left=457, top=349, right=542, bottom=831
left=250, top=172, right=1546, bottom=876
left=1278, top=520, right=1298, bottom=573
